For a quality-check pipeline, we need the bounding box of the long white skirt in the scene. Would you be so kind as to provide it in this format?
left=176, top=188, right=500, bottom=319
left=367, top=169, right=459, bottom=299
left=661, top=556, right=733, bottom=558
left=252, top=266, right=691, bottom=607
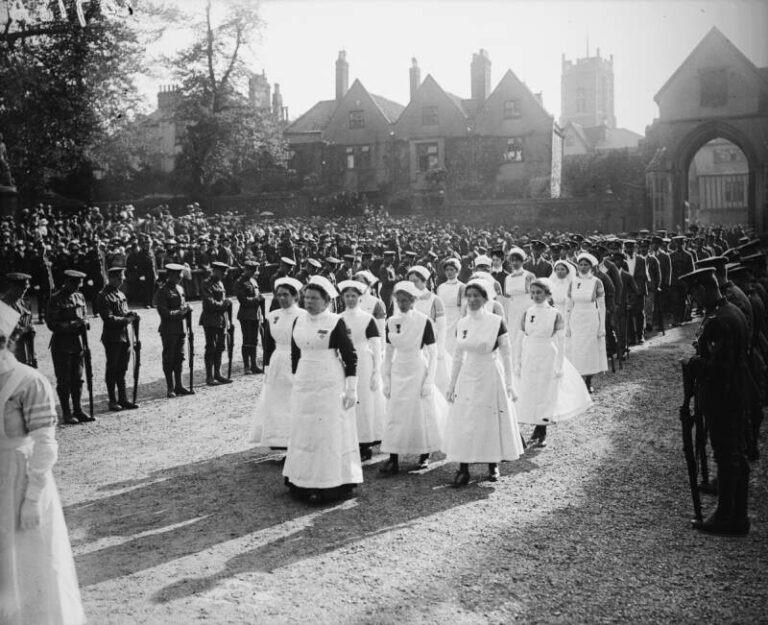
left=250, top=348, right=293, bottom=447
left=567, top=303, right=608, bottom=375
left=353, top=341, right=385, bottom=444
left=445, top=352, right=524, bottom=463
left=1, top=441, right=85, bottom=625
left=381, top=350, right=445, bottom=455
left=283, top=352, right=363, bottom=489
left=515, top=337, right=593, bottom=425
left=444, top=309, right=461, bottom=356
left=504, top=297, right=529, bottom=348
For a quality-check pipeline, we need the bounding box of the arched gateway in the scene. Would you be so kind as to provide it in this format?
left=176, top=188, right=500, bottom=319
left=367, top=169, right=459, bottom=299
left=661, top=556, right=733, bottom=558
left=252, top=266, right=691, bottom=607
left=645, top=28, right=768, bottom=231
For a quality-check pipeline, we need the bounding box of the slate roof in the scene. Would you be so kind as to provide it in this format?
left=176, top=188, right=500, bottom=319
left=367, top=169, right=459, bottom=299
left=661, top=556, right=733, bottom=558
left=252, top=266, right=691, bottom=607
left=284, top=100, right=337, bottom=134
left=370, top=94, right=405, bottom=123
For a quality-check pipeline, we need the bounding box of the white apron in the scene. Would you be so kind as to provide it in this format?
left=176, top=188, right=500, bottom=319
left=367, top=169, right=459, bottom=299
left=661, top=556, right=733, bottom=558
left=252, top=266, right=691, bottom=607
left=515, top=304, right=593, bottom=425
left=567, top=275, right=609, bottom=375
left=283, top=311, right=363, bottom=489
left=445, top=311, right=524, bottom=463
left=550, top=277, right=571, bottom=318
left=0, top=364, right=85, bottom=625
left=250, top=304, right=303, bottom=447
left=437, top=280, right=463, bottom=356
left=381, top=310, right=445, bottom=455
left=341, top=308, right=385, bottom=444
left=503, top=271, right=532, bottom=346
left=414, top=290, right=452, bottom=395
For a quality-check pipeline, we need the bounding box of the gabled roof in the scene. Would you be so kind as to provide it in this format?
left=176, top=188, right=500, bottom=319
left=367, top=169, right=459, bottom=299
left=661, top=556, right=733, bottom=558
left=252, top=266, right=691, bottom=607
left=478, top=68, right=552, bottom=118
left=370, top=94, right=405, bottom=123
left=284, top=100, right=337, bottom=134
left=444, top=91, right=469, bottom=117
left=654, top=27, right=768, bottom=103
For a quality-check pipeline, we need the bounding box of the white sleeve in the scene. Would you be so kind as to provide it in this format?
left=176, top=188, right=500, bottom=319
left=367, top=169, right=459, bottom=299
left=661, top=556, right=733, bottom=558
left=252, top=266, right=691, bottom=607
left=25, top=426, right=58, bottom=501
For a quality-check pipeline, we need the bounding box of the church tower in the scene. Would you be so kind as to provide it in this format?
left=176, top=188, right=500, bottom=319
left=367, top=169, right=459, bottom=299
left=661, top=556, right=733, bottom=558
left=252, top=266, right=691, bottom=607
left=560, top=47, right=616, bottom=128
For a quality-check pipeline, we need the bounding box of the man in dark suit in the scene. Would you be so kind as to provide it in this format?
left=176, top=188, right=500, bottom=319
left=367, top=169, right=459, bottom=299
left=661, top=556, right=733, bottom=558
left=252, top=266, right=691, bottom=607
left=624, top=239, right=649, bottom=344
left=523, top=240, right=552, bottom=278
left=611, top=252, right=640, bottom=360
left=651, top=235, right=672, bottom=331
left=640, top=239, right=661, bottom=334
left=669, top=235, right=695, bottom=325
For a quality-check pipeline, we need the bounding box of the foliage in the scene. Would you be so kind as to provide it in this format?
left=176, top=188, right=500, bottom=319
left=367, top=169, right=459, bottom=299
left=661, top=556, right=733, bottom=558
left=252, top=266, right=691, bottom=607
left=170, top=0, right=289, bottom=195
left=563, top=148, right=653, bottom=199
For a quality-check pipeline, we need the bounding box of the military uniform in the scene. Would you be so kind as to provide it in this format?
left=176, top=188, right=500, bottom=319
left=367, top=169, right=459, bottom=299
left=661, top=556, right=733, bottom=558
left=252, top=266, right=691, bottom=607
left=46, top=283, right=89, bottom=422
left=95, top=280, right=136, bottom=409
left=155, top=270, right=191, bottom=395
left=2, top=293, right=35, bottom=367
left=199, top=272, right=231, bottom=383
left=236, top=268, right=264, bottom=374
left=669, top=243, right=695, bottom=324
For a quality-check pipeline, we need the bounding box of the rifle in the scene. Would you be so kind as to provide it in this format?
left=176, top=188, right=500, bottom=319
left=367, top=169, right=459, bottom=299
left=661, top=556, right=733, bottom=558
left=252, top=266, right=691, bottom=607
left=80, top=323, right=94, bottom=419
left=226, top=305, right=235, bottom=379
left=680, top=357, right=703, bottom=524
left=131, top=316, right=141, bottom=404
left=24, top=330, right=37, bottom=368
left=185, top=309, right=195, bottom=393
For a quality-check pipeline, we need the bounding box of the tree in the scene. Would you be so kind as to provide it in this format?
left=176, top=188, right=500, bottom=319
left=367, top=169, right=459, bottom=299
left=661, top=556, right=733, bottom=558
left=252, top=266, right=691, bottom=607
left=170, top=0, right=289, bottom=194
left=563, top=148, right=655, bottom=200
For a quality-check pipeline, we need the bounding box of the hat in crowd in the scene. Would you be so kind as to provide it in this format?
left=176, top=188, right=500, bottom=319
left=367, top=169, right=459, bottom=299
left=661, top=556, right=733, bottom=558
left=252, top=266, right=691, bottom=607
left=407, top=265, right=431, bottom=282
left=325, top=256, right=341, bottom=265
left=405, top=250, right=417, bottom=258
left=443, top=258, right=461, bottom=271
left=307, top=275, right=339, bottom=299
left=165, top=263, right=185, bottom=272
left=465, top=278, right=494, bottom=300
left=530, top=277, right=552, bottom=294
left=671, top=235, right=687, bottom=242
left=343, top=254, right=355, bottom=262
left=507, top=247, right=527, bottom=261
left=280, top=256, right=296, bottom=266
left=490, top=249, right=504, bottom=259
left=678, top=267, right=717, bottom=287
left=392, top=280, right=421, bottom=299
left=576, top=252, right=598, bottom=267
left=337, top=280, right=367, bottom=295
left=211, top=261, right=230, bottom=271
left=64, top=269, right=87, bottom=279
left=383, top=250, right=396, bottom=257
left=307, top=258, right=322, bottom=269
left=354, top=270, right=378, bottom=286
left=243, top=260, right=259, bottom=269
left=473, top=254, right=492, bottom=267
left=741, top=253, right=765, bottom=268
left=274, top=277, right=303, bottom=294
left=552, top=259, right=574, bottom=278
left=107, top=266, right=125, bottom=274
left=728, top=265, right=750, bottom=281
left=0, top=300, right=21, bottom=339
left=531, top=240, right=547, bottom=250
left=5, top=272, right=31, bottom=282
left=695, top=256, right=727, bottom=271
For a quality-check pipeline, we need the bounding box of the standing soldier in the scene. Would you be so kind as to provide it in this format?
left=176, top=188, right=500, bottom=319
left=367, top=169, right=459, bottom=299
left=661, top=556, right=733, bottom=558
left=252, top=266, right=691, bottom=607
left=127, top=236, right=158, bottom=308
left=30, top=240, right=54, bottom=324
left=46, top=269, right=93, bottom=424
left=95, top=267, right=139, bottom=411
left=1, top=272, right=36, bottom=367
left=523, top=241, right=552, bottom=278
left=625, top=239, right=649, bottom=344
left=200, top=261, right=233, bottom=385
left=156, top=263, right=194, bottom=398
left=651, top=235, right=672, bottom=331
left=680, top=267, right=751, bottom=535
left=236, top=260, right=264, bottom=374
left=669, top=235, right=695, bottom=326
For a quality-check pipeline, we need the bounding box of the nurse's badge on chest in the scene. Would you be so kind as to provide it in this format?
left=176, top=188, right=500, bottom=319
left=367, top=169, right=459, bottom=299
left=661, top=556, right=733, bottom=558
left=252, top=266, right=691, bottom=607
left=395, top=323, right=402, bottom=334
left=273, top=316, right=279, bottom=324
left=461, top=329, right=467, bottom=339
left=317, top=329, right=329, bottom=337
left=529, top=314, right=535, bottom=323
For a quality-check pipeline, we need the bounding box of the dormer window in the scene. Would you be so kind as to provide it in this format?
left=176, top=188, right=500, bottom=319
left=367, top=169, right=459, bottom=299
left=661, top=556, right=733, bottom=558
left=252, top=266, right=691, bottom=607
left=349, top=110, right=365, bottom=129
left=503, top=99, right=521, bottom=118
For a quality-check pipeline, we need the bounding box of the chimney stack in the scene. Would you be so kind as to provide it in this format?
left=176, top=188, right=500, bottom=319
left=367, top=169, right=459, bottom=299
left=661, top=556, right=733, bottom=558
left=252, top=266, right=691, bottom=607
left=409, top=57, right=421, bottom=101
left=471, top=49, right=491, bottom=102
left=272, top=83, right=284, bottom=121
left=335, top=50, right=349, bottom=102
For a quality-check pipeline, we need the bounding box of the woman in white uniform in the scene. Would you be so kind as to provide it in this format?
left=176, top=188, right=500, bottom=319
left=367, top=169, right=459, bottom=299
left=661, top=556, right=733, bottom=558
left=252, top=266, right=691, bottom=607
left=408, top=265, right=452, bottom=395
left=445, top=280, right=524, bottom=485
left=0, top=301, right=86, bottom=625
left=502, top=247, right=534, bottom=347
left=566, top=253, right=609, bottom=393
left=436, top=258, right=464, bottom=356
left=353, top=270, right=387, bottom=337
left=549, top=260, right=574, bottom=317
left=514, top=278, right=593, bottom=448
left=250, top=277, right=304, bottom=451
left=283, top=276, right=361, bottom=504
left=339, top=280, right=386, bottom=461
left=380, top=281, right=445, bottom=474
left=466, top=272, right=506, bottom=317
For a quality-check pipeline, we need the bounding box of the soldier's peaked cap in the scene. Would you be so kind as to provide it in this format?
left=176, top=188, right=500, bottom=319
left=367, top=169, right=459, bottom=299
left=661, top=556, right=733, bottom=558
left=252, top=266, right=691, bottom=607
left=678, top=267, right=716, bottom=286
left=243, top=260, right=259, bottom=269
left=64, top=270, right=87, bottom=279
left=211, top=261, right=230, bottom=270
left=280, top=256, right=296, bottom=266
left=695, top=256, right=728, bottom=270
left=107, top=266, right=126, bottom=274
left=165, top=263, right=185, bottom=272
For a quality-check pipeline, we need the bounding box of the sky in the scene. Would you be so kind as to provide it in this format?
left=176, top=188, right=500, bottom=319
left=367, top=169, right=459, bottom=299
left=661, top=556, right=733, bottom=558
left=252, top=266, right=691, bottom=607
left=142, top=0, right=768, bottom=135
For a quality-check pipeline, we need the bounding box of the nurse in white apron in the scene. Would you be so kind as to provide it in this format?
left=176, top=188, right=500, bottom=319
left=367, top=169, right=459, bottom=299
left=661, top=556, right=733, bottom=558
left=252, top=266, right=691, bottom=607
left=0, top=301, right=86, bottom=625
left=436, top=258, right=464, bottom=356
left=549, top=260, right=574, bottom=317
left=353, top=270, right=387, bottom=337
left=502, top=247, right=534, bottom=348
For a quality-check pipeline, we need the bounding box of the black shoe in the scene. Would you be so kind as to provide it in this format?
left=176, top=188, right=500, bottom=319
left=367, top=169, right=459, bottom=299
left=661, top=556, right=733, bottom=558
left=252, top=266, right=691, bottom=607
left=62, top=414, right=80, bottom=425
left=379, top=459, right=399, bottom=475
left=452, top=469, right=470, bottom=487
left=359, top=446, right=373, bottom=462
left=417, top=453, right=430, bottom=470
left=488, top=465, right=500, bottom=482
left=118, top=400, right=139, bottom=410
left=174, top=387, right=194, bottom=396
left=206, top=378, right=219, bottom=386
left=251, top=366, right=264, bottom=374
left=692, top=516, right=750, bottom=536
left=108, top=402, right=123, bottom=412
left=214, top=376, right=233, bottom=384
left=74, top=410, right=95, bottom=422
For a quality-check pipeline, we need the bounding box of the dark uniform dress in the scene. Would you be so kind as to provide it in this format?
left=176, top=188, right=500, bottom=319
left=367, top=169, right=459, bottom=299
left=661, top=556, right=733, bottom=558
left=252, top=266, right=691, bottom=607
left=199, top=276, right=230, bottom=381
left=45, top=289, right=88, bottom=419
left=694, top=298, right=751, bottom=533
left=156, top=281, right=189, bottom=392
left=95, top=284, right=133, bottom=406
left=236, top=275, right=264, bottom=373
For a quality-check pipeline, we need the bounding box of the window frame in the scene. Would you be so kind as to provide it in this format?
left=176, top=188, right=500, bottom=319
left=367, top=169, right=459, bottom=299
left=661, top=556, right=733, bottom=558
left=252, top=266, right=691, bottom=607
left=348, top=109, right=365, bottom=129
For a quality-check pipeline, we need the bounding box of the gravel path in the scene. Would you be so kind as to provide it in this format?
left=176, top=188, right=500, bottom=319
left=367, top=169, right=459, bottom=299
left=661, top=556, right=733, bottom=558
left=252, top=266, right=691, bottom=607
left=42, top=307, right=766, bottom=624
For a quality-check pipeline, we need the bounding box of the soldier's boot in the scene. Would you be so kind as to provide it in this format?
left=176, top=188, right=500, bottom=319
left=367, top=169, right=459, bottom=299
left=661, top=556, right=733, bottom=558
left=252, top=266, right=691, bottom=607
left=71, top=385, right=94, bottom=422
left=241, top=346, right=252, bottom=374
left=117, top=380, right=138, bottom=409
left=693, top=468, right=736, bottom=535
left=205, top=357, right=218, bottom=386
left=729, top=467, right=751, bottom=535
left=250, top=346, right=263, bottom=374
left=164, top=368, right=176, bottom=397
left=58, top=387, right=78, bottom=425
left=214, top=354, right=232, bottom=384
left=106, top=380, right=123, bottom=412
left=173, top=366, right=193, bottom=395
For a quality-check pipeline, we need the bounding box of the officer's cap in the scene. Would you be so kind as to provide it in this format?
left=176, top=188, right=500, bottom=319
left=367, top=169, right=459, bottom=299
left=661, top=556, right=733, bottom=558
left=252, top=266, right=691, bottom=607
left=243, top=260, right=259, bottom=269
left=165, top=263, right=185, bottom=272
left=405, top=251, right=417, bottom=257
left=383, top=250, right=396, bottom=257
left=64, top=269, right=86, bottom=279
left=695, top=256, right=727, bottom=271
left=678, top=267, right=717, bottom=287
left=307, top=258, right=322, bottom=268
left=280, top=256, right=296, bottom=266
left=325, top=257, right=341, bottom=265
left=343, top=254, right=355, bottom=261
left=211, top=261, right=230, bottom=271
left=671, top=235, right=687, bottom=242
left=107, top=266, right=125, bottom=274
left=740, top=253, right=765, bottom=268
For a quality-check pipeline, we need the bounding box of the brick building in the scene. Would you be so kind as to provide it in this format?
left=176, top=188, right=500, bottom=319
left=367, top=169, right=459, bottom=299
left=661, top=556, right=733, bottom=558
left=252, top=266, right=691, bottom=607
left=284, top=50, right=563, bottom=199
